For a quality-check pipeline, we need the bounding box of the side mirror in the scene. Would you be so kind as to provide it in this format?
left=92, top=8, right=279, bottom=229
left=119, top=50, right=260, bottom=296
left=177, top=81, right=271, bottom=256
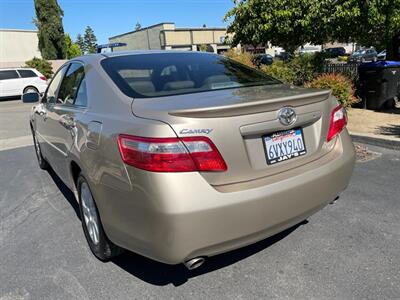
left=22, top=92, right=40, bottom=103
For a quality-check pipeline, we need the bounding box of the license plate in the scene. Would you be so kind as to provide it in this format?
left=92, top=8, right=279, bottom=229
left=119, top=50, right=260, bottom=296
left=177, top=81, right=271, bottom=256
left=263, top=128, right=307, bottom=165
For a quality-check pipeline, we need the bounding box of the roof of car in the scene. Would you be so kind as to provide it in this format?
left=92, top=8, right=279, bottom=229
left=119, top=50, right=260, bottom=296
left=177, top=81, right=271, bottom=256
left=0, top=67, right=35, bottom=71
left=73, top=50, right=217, bottom=64
left=101, top=50, right=214, bottom=58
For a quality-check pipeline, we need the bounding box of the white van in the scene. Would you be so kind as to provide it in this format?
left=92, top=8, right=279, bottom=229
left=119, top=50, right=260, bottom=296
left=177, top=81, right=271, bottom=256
left=0, top=68, right=48, bottom=98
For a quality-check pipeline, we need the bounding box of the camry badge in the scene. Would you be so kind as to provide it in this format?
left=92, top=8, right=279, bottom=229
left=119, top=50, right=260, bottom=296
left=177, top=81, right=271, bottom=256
left=278, top=107, right=297, bottom=126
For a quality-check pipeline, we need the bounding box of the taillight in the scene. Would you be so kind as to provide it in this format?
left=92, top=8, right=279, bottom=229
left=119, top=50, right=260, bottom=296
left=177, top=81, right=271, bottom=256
left=117, top=134, right=227, bottom=172
left=327, top=105, right=347, bottom=142
left=39, top=76, right=46, bottom=81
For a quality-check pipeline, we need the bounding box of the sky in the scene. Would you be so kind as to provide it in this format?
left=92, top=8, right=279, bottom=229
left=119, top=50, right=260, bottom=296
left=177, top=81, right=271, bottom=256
left=0, top=0, right=234, bottom=44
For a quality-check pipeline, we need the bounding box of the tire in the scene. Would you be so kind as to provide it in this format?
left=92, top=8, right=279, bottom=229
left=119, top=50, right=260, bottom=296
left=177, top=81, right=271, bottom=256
left=77, top=175, right=123, bottom=261
left=23, top=86, right=39, bottom=94
left=31, top=127, right=49, bottom=170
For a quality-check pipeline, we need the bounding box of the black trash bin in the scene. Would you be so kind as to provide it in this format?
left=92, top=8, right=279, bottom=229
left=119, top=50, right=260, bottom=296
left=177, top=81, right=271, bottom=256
left=358, top=61, right=400, bottom=110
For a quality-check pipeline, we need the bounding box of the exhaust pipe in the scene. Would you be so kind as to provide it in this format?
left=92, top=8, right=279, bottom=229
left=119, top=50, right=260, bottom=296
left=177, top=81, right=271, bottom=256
left=330, top=195, right=340, bottom=204
left=183, top=257, right=206, bottom=270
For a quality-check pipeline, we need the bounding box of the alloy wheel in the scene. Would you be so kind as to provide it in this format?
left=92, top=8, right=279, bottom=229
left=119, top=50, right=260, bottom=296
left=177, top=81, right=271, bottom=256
left=80, top=182, right=100, bottom=245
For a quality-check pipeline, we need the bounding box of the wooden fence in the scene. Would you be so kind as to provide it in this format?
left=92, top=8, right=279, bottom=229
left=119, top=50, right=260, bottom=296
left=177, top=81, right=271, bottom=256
left=322, top=62, right=360, bottom=78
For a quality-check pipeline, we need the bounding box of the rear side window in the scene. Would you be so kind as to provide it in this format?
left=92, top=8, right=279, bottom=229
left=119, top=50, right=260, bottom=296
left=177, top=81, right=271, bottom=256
left=101, top=52, right=280, bottom=98
left=18, top=70, right=37, bottom=78
left=57, top=63, right=85, bottom=105
left=0, top=70, right=19, bottom=80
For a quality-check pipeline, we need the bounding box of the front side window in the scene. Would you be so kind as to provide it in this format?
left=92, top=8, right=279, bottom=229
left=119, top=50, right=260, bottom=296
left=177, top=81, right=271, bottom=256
left=101, top=52, right=280, bottom=98
left=57, top=63, right=85, bottom=105
left=18, top=70, right=37, bottom=78
left=44, top=65, right=68, bottom=104
left=0, top=70, right=19, bottom=80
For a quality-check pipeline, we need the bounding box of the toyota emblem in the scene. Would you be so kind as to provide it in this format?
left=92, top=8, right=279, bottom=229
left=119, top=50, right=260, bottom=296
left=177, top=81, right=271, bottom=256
left=278, top=107, right=297, bottom=126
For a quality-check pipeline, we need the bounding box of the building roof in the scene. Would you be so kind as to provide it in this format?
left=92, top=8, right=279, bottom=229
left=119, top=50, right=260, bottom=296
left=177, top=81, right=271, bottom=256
left=109, top=22, right=175, bottom=39
left=0, top=28, right=38, bottom=33
left=109, top=22, right=227, bottom=39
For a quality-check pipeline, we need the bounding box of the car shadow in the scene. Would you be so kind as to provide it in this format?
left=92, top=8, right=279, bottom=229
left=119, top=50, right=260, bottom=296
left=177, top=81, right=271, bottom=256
left=46, top=167, right=306, bottom=286
left=111, top=222, right=305, bottom=287
left=47, top=168, right=81, bottom=220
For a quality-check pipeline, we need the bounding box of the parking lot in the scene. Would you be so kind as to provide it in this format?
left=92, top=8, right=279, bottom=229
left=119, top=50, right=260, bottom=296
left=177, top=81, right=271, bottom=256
left=1, top=99, right=399, bottom=299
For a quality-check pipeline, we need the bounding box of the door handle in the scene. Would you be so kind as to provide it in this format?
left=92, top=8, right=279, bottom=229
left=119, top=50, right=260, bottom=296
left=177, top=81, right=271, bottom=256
left=60, top=115, right=75, bottom=129
left=35, top=108, right=47, bottom=119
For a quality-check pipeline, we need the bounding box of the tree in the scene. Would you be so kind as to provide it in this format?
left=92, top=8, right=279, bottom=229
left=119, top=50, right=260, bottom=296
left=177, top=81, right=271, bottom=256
left=135, top=22, right=142, bottom=31
left=76, top=34, right=85, bottom=53
left=33, top=0, right=66, bottom=59
left=25, top=57, right=53, bottom=78
left=329, top=0, right=400, bottom=58
left=64, top=34, right=81, bottom=59
left=224, top=0, right=328, bottom=53
left=225, top=0, right=400, bottom=56
left=83, top=26, right=97, bottom=54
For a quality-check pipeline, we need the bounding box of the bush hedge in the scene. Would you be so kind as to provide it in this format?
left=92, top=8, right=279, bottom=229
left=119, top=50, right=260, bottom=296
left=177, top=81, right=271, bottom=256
left=25, top=57, right=53, bottom=79
left=305, top=73, right=358, bottom=108
left=224, top=49, right=256, bottom=68
left=261, top=61, right=297, bottom=83
left=222, top=51, right=357, bottom=106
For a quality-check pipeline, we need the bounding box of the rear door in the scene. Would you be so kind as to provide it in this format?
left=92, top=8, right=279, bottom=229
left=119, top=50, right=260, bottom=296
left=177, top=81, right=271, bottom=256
left=17, top=69, right=40, bottom=93
left=44, top=62, right=86, bottom=182
left=0, top=70, right=21, bottom=97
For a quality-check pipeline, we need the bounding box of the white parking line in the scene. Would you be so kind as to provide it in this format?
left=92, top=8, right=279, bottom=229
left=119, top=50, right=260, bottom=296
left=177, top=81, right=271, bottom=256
left=0, top=135, right=33, bottom=151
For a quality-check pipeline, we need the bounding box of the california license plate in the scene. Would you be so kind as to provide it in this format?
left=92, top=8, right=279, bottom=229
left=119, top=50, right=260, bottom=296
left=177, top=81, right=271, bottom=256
left=263, top=128, right=307, bottom=165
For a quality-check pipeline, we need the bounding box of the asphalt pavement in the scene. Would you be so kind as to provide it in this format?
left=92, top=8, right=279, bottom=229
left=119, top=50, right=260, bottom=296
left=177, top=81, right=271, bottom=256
left=1, top=99, right=399, bottom=299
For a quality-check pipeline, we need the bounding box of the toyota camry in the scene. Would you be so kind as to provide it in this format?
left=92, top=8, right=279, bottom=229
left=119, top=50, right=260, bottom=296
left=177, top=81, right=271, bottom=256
left=22, top=51, right=355, bottom=270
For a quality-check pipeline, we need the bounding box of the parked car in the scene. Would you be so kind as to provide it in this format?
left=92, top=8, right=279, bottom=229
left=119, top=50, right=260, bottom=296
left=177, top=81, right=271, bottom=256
left=253, top=53, right=273, bottom=66
left=377, top=50, right=387, bottom=61
left=323, top=47, right=346, bottom=58
left=348, top=48, right=378, bottom=63
left=275, top=51, right=293, bottom=61
left=0, top=68, right=47, bottom=98
left=23, top=51, right=355, bottom=269
left=299, top=46, right=321, bottom=55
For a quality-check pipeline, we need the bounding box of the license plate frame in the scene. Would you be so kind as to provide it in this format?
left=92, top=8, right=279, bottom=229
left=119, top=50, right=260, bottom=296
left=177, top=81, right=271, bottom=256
left=263, top=128, right=307, bottom=165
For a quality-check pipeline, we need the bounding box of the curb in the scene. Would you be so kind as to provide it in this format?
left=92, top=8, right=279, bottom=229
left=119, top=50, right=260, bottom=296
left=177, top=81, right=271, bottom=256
left=350, top=133, right=400, bottom=150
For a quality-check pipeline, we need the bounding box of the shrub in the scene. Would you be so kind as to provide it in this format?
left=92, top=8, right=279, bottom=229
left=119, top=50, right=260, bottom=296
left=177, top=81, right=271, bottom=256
left=288, top=53, right=329, bottom=85
left=224, top=49, right=256, bottom=68
left=260, top=60, right=297, bottom=83
left=305, top=73, right=358, bottom=108
left=260, top=52, right=329, bottom=85
left=25, top=57, right=53, bottom=79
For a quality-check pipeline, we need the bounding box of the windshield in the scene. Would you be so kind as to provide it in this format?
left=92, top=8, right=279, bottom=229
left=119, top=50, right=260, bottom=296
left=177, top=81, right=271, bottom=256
left=101, top=52, right=281, bottom=98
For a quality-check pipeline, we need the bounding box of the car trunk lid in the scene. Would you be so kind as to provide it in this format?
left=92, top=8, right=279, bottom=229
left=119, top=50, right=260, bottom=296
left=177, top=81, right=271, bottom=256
left=131, top=84, right=334, bottom=186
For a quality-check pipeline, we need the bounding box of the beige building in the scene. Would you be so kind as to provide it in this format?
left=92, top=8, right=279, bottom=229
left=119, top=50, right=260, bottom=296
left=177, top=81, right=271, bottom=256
left=0, top=29, right=41, bottom=67
left=109, top=22, right=230, bottom=53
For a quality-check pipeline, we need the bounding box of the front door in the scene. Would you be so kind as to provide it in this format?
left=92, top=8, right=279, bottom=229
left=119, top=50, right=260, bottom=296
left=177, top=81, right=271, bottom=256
left=34, top=65, right=69, bottom=161
left=0, top=70, right=21, bottom=97
left=44, top=62, right=86, bottom=182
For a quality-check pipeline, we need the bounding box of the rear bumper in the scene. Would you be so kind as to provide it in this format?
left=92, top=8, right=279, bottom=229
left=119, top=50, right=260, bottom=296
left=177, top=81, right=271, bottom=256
left=102, top=131, right=355, bottom=264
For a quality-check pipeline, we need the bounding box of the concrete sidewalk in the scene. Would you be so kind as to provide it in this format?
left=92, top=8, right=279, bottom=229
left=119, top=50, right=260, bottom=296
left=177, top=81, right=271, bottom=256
left=347, top=108, right=400, bottom=150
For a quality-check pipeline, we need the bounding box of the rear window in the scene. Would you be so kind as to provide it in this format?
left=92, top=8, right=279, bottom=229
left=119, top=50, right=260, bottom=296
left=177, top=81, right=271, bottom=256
left=18, top=70, right=37, bottom=78
left=0, top=70, right=19, bottom=80
left=101, top=52, right=280, bottom=98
